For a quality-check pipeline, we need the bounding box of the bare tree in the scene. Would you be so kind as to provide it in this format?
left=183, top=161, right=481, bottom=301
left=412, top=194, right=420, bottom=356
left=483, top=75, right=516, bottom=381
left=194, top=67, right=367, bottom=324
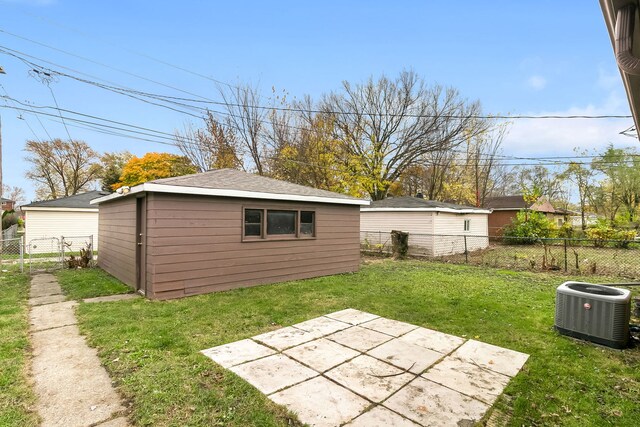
left=175, top=112, right=242, bottom=172
left=467, top=120, right=510, bottom=206
left=2, top=185, right=25, bottom=207
left=218, top=83, right=268, bottom=175
left=321, top=70, right=485, bottom=200
left=516, top=165, right=566, bottom=202
left=25, top=139, right=100, bottom=200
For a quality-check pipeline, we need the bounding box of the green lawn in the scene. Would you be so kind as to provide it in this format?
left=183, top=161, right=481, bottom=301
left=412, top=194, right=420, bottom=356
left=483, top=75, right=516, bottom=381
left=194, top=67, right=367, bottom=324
left=0, top=273, right=39, bottom=426
left=65, top=261, right=639, bottom=426
left=56, top=268, right=133, bottom=300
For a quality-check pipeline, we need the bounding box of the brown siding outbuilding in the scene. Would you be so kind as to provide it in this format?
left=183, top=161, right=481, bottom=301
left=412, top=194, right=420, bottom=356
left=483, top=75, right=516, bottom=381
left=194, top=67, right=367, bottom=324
left=94, top=169, right=367, bottom=300
left=97, top=196, right=137, bottom=286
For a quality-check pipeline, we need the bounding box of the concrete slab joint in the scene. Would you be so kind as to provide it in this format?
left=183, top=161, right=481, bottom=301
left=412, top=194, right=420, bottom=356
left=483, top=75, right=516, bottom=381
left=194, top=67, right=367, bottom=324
left=202, top=308, right=530, bottom=427
left=28, top=273, right=129, bottom=427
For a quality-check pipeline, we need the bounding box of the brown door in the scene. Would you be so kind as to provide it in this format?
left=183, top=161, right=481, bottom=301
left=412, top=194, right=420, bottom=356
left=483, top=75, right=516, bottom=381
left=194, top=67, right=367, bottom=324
left=135, top=196, right=147, bottom=295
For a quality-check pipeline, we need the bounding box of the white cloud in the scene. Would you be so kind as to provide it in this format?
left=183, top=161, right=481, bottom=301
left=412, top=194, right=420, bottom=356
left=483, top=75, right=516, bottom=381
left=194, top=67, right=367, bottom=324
left=502, top=89, right=636, bottom=157
left=526, top=75, right=547, bottom=91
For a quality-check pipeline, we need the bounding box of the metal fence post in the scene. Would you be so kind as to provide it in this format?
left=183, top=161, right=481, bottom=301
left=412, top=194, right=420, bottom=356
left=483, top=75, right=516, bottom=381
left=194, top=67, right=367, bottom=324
left=61, top=236, right=65, bottom=269
left=464, top=235, right=468, bottom=263
left=564, top=238, right=568, bottom=272
left=19, top=236, right=24, bottom=273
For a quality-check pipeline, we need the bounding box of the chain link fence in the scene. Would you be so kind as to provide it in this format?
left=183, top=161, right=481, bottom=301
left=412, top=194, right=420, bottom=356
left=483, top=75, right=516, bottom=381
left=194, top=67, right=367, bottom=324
left=361, top=230, right=640, bottom=279
left=0, top=237, right=24, bottom=273
left=61, top=235, right=95, bottom=268
left=0, top=235, right=96, bottom=273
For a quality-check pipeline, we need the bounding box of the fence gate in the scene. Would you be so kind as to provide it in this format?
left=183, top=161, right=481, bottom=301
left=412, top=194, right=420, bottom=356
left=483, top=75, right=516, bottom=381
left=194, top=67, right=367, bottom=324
left=28, top=237, right=63, bottom=274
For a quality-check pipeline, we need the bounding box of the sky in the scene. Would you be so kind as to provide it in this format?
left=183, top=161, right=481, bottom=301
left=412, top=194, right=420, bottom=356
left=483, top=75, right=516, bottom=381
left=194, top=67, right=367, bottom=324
left=0, top=0, right=636, bottom=203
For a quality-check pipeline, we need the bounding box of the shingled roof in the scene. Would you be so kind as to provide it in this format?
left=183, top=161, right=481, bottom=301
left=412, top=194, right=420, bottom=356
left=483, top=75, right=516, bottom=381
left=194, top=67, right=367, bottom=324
left=92, top=169, right=368, bottom=206
left=22, top=190, right=109, bottom=210
left=484, top=195, right=555, bottom=213
left=362, top=196, right=490, bottom=213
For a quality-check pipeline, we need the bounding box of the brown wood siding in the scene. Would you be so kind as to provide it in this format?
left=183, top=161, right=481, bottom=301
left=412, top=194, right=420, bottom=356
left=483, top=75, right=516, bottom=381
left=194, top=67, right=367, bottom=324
left=488, top=210, right=517, bottom=236
left=97, top=197, right=138, bottom=288
left=145, top=193, right=360, bottom=299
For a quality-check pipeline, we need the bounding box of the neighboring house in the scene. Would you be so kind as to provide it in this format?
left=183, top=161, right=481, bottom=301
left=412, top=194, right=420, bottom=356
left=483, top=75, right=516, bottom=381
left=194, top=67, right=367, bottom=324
left=484, top=195, right=568, bottom=236
left=570, top=213, right=599, bottom=228
left=91, top=169, right=368, bottom=300
left=360, top=196, right=491, bottom=256
left=599, top=1, right=640, bottom=135
left=1, top=197, right=15, bottom=212
left=21, top=191, right=108, bottom=252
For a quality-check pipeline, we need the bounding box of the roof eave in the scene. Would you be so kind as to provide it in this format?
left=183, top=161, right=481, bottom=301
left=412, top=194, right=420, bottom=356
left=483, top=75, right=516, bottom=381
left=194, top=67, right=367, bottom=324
left=361, top=207, right=492, bottom=214
left=21, top=206, right=99, bottom=212
left=600, top=0, right=640, bottom=138
left=90, top=183, right=370, bottom=206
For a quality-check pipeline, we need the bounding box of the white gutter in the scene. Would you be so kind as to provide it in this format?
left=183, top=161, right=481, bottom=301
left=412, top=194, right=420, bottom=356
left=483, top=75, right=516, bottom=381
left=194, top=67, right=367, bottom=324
left=21, top=207, right=99, bottom=212
left=91, top=183, right=370, bottom=206
left=361, top=207, right=492, bottom=214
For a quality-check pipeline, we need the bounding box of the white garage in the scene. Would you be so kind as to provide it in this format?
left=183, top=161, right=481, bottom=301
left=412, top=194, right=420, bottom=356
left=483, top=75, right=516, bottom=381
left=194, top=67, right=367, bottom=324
left=360, top=196, right=491, bottom=256
left=22, top=191, right=107, bottom=253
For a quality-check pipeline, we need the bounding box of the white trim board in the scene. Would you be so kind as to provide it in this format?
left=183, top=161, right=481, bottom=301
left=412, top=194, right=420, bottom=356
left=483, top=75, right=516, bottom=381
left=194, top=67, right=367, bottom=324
left=91, top=183, right=370, bottom=206
left=361, top=207, right=491, bottom=214
left=21, top=207, right=99, bottom=212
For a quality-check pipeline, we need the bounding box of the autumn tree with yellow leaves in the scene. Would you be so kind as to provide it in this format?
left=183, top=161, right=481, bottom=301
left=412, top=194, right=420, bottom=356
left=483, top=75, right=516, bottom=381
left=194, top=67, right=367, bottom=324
left=112, top=152, right=197, bottom=189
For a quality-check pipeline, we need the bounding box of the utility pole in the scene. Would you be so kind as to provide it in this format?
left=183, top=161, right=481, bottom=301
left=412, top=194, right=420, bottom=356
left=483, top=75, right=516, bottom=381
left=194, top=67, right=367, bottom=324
left=0, top=65, right=5, bottom=207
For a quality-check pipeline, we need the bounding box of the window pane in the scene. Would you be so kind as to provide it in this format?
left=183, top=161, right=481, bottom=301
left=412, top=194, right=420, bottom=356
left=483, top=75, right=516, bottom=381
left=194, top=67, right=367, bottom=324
left=300, top=211, right=314, bottom=235
left=301, top=211, right=314, bottom=224
left=245, top=209, right=262, bottom=224
left=245, top=224, right=261, bottom=236
left=267, top=210, right=296, bottom=235
left=245, top=209, right=262, bottom=236
left=300, top=223, right=313, bottom=235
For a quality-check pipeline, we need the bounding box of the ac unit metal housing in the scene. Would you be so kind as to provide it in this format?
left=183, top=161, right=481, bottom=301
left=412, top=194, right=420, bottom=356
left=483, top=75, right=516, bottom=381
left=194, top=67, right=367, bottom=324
left=555, top=281, right=631, bottom=349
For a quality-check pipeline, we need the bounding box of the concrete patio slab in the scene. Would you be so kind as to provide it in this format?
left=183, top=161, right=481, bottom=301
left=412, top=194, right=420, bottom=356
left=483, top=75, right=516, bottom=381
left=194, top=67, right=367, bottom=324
left=201, top=339, right=276, bottom=368
left=360, top=317, right=419, bottom=337
left=270, top=376, right=369, bottom=427
left=383, top=377, right=489, bottom=426
left=422, top=357, right=511, bottom=405
left=30, top=300, right=78, bottom=332
left=284, top=338, right=359, bottom=372
left=399, top=327, right=465, bottom=354
left=230, top=354, right=317, bottom=395
left=327, top=326, right=393, bottom=352
left=346, top=406, right=420, bottom=427
left=368, top=338, right=442, bottom=374
left=292, top=316, right=351, bottom=336
left=29, top=294, right=66, bottom=306
left=452, top=339, right=530, bottom=377
left=325, top=308, right=379, bottom=325
left=83, top=294, right=139, bottom=303
left=325, top=355, right=413, bottom=403
left=201, top=309, right=530, bottom=427
left=253, top=326, right=323, bottom=351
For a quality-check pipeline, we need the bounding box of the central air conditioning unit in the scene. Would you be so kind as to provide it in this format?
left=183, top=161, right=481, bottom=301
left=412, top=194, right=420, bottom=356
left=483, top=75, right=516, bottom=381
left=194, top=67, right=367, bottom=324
left=555, top=282, right=631, bottom=349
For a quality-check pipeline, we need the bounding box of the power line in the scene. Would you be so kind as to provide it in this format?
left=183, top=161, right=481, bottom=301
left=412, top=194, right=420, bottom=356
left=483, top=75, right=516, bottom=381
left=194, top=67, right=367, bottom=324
left=8, top=102, right=639, bottom=170
left=0, top=43, right=631, bottom=121
left=0, top=84, right=44, bottom=142
left=0, top=29, right=218, bottom=102
left=1, top=22, right=238, bottom=89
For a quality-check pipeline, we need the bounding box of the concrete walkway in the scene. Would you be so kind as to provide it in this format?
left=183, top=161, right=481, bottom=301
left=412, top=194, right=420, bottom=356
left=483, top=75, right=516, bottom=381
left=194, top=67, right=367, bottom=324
left=29, top=273, right=128, bottom=427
